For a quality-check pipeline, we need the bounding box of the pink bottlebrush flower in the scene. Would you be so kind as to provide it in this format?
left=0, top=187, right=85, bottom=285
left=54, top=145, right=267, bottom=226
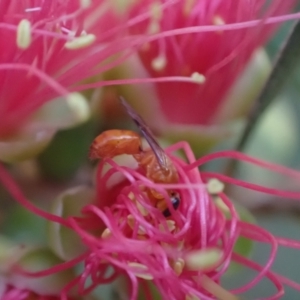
left=0, top=0, right=299, bottom=149
left=67, top=143, right=300, bottom=300
left=2, top=141, right=300, bottom=299
left=1, top=0, right=300, bottom=161
left=0, top=1, right=85, bottom=136
left=0, top=0, right=146, bottom=137
left=126, top=0, right=297, bottom=125
left=0, top=0, right=166, bottom=162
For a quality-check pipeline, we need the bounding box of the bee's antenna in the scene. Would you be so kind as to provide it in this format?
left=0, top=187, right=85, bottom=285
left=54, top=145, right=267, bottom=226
left=119, top=96, right=145, bottom=128
left=119, top=96, right=168, bottom=170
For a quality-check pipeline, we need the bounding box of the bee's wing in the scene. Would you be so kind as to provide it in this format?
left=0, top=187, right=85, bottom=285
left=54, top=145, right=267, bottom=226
left=119, top=97, right=168, bottom=170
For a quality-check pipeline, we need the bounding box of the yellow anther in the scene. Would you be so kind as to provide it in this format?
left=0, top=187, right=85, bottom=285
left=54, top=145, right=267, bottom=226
left=151, top=55, right=167, bottom=71
left=191, top=72, right=206, bottom=84
left=127, top=192, right=149, bottom=216
left=185, top=248, right=222, bottom=271
left=128, top=192, right=135, bottom=200
left=16, top=19, right=32, bottom=49
left=127, top=262, right=153, bottom=280
left=159, top=220, right=176, bottom=233
left=173, top=258, right=185, bottom=275
left=138, top=226, right=147, bottom=235
left=213, top=15, right=225, bottom=26
left=207, top=178, right=225, bottom=194
left=213, top=15, right=225, bottom=34
left=101, top=228, right=111, bottom=238
left=136, top=201, right=149, bottom=216
left=127, top=215, right=146, bottom=235
left=66, top=92, right=90, bottom=123
left=65, top=33, right=96, bottom=49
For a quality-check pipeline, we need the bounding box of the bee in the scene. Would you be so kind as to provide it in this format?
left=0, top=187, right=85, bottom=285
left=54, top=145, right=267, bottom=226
left=89, top=97, right=180, bottom=217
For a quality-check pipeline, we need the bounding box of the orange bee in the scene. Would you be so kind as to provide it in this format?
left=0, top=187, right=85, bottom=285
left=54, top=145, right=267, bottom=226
left=89, top=97, right=180, bottom=217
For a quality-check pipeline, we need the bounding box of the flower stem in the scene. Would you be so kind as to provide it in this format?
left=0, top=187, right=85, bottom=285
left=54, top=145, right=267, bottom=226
left=225, top=20, right=300, bottom=176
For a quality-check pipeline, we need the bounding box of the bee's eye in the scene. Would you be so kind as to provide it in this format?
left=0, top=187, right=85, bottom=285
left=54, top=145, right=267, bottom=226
left=162, top=192, right=180, bottom=217
left=171, top=192, right=180, bottom=210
